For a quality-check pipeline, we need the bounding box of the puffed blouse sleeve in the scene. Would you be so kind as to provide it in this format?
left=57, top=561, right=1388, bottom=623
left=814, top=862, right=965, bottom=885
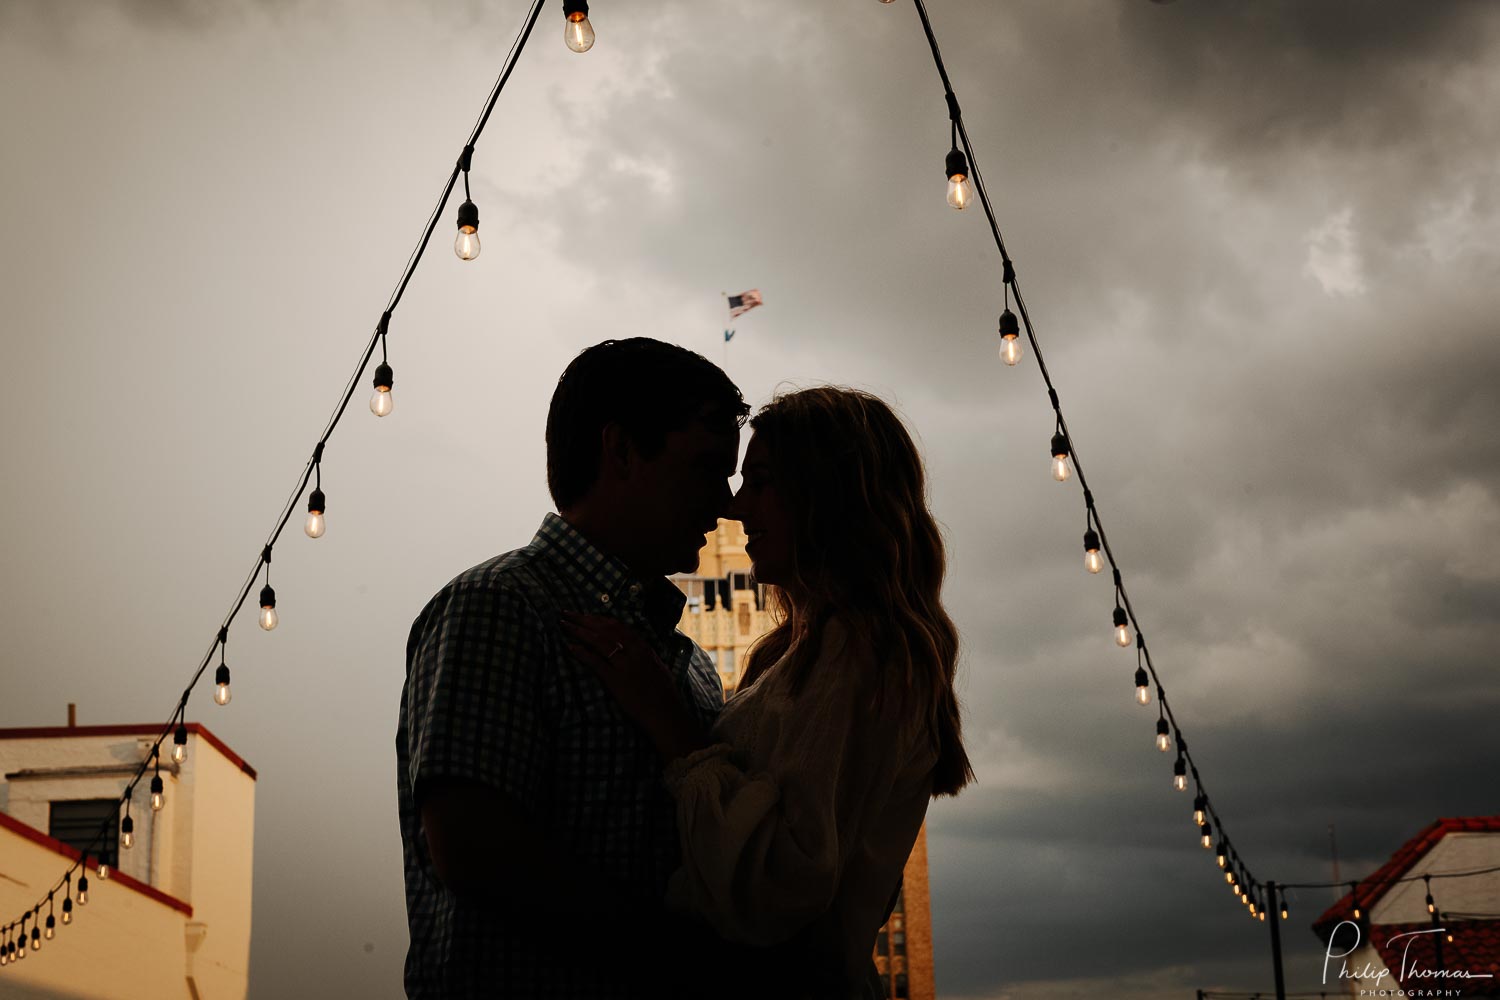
left=661, top=617, right=919, bottom=946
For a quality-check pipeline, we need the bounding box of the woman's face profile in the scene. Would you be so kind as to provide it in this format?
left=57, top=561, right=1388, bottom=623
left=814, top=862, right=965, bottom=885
left=727, top=432, right=794, bottom=589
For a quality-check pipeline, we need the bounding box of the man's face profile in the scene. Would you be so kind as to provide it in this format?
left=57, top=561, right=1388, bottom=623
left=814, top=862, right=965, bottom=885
left=626, top=411, right=740, bottom=575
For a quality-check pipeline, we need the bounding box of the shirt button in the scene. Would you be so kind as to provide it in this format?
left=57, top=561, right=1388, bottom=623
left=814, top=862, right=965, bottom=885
left=628, top=583, right=642, bottom=597
left=598, top=592, right=611, bottom=605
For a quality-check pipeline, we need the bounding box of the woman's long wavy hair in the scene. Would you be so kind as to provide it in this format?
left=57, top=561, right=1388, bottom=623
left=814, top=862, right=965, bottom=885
left=736, top=386, right=974, bottom=797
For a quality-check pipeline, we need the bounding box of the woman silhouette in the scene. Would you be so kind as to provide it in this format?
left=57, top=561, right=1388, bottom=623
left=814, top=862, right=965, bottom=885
left=564, top=385, right=974, bottom=999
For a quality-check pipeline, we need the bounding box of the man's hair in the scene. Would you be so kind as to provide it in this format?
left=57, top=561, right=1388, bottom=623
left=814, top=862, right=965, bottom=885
left=546, top=338, right=750, bottom=509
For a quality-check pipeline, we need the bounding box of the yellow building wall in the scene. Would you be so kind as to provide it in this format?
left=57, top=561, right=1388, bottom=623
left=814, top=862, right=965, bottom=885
left=0, top=727, right=253, bottom=999
left=674, top=519, right=773, bottom=698
left=0, top=821, right=189, bottom=999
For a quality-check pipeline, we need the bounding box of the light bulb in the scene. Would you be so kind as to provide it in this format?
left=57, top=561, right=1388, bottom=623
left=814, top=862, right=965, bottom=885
left=946, top=174, right=973, bottom=210
left=1172, top=757, right=1187, bottom=791
left=1156, top=718, right=1171, bottom=752
left=1281, top=904, right=1290, bottom=920
left=305, top=487, right=326, bottom=538
left=1353, top=904, right=1361, bottom=919
left=1258, top=911, right=1265, bottom=922
left=1113, top=607, right=1131, bottom=647
left=45, top=916, right=54, bottom=940
left=1426, top=895, right=1435, bottom=914
left=1193, top=795, right=1206, bottom=825
left=122, top=815, right=134, bottom=849
left=455, top=228, right=480, bottom=260
left=1134, top=666, right=1150, bottom=705
left=995, top=308, right=1022, bottom=366
left=260, top=583, right=278, bottom=630
left=98, top=863, right=110, bottom=880
left=31, top=926, right=40, bottom=950
left=1050, top=432, right=1071, bottom=482
left=150, top=774, right=165, bottom=811
left=564, top=10, right=595, bottom=52
left=943, top=148, right=972, bottom=210
left=1217, top=848, right=1227, bottom=869
left=1083, top=528, right=1102, bottom=574
left=370, top=362, right=395, bottom=417
left=455, top=199, right=480, bottom=260
left=173, top=724, right=188, bottom=763
left=1200, top=823, right=1213, bottom=848
left=215, top=664, right=233, bottom=706
left=78, top=875, right=88, bottom=906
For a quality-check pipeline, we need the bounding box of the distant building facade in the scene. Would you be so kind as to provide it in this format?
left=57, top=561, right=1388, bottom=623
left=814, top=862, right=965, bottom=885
left=1312, top=816, right=1500, bottom=997
left=0, top=716, right=255, bottom=998
left=672, top=520, right=938, bottom=999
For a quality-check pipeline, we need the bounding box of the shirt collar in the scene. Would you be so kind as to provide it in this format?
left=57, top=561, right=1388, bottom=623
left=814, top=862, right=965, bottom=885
left=528, top=512, right=687, bottom=637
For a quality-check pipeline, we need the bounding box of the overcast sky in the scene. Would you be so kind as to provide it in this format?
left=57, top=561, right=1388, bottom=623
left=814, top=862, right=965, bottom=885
left=3, top=1, right=1499, bottom=997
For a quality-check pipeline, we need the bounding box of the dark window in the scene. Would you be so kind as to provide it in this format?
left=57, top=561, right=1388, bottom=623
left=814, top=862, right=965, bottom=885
left=50, top=799, right=120, bottom=868
left=876, top=931, right=889, bottom=956
left=895, top=973, right=908, bottom=998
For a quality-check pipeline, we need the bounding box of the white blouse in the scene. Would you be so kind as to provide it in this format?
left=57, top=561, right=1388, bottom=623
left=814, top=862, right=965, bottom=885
left=663, top=616, right=939, bottom=995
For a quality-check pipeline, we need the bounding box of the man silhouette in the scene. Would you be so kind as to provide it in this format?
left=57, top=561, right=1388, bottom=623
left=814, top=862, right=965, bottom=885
left=396, top=338, right=756, bottom=998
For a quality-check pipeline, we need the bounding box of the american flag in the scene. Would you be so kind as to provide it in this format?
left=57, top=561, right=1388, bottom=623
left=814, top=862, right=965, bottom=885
left=727, top=289, right=764, bottom=319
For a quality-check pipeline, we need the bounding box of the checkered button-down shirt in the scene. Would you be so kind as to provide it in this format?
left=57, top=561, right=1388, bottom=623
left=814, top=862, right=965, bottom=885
left=397, top=512, right=726, bottom=999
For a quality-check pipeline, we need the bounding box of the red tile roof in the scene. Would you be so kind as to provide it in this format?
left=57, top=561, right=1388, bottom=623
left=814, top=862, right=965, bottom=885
left=1313, top=816, right=1500, bottom=996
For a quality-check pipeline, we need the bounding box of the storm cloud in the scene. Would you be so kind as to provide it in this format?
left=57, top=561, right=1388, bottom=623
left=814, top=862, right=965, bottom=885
left=2, top=2, right=1497, bottom=997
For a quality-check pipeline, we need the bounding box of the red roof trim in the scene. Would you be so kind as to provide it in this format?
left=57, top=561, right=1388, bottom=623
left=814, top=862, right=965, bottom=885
left=0, top=723, right=256, bottom=780
left=1313, top=816, right=1500, bottom=935
left=0, top=811, right=193, bottom=916
left=1366, top=920, right=1500, bottom=990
